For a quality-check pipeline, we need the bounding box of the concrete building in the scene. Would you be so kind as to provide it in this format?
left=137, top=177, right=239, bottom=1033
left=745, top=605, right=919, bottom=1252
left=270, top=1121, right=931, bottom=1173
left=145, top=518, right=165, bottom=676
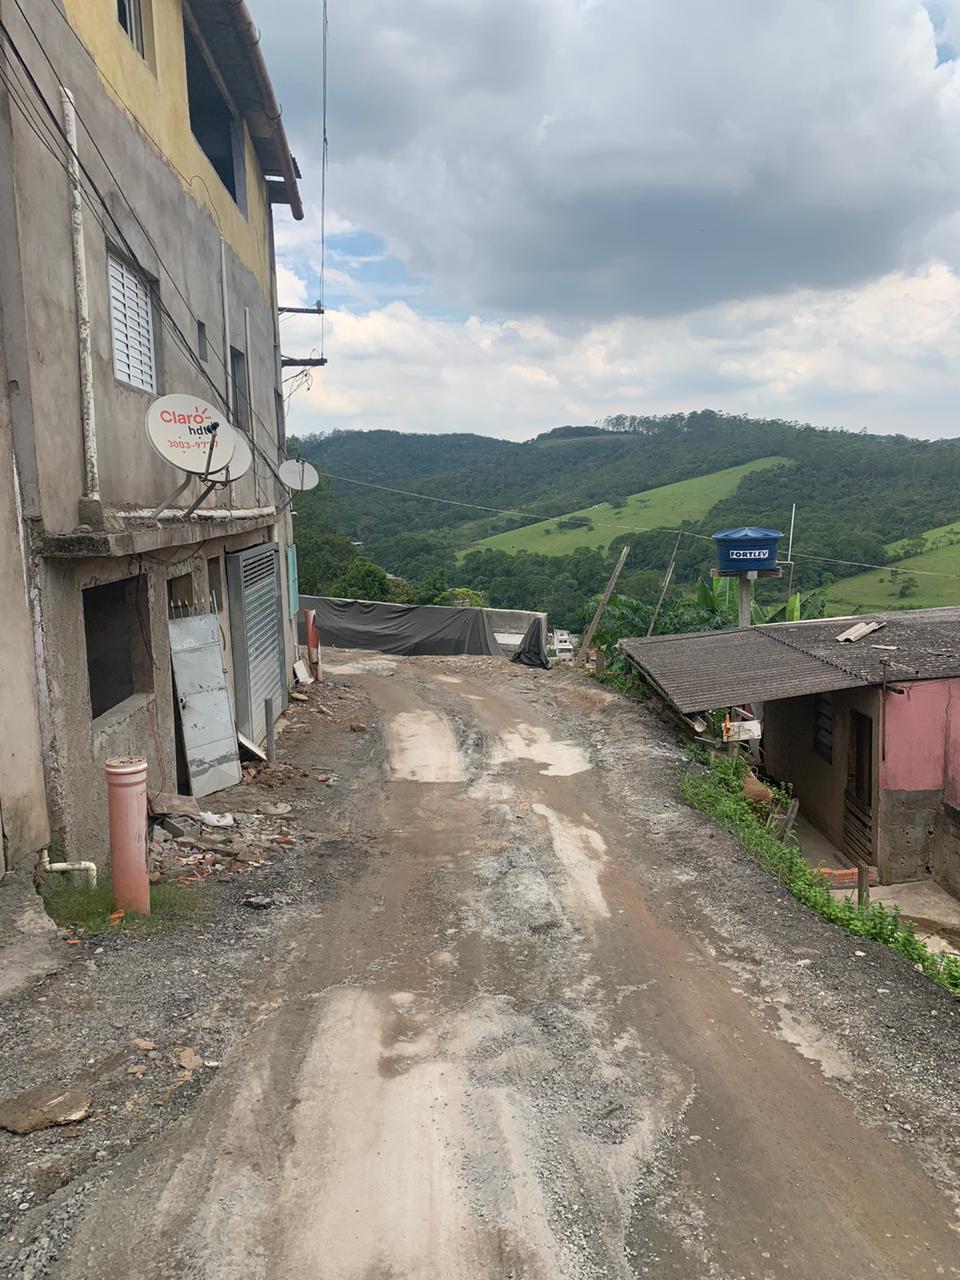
left=621, top=609, right=960, bottom=898
left=0, top=0, right=303, bottom=877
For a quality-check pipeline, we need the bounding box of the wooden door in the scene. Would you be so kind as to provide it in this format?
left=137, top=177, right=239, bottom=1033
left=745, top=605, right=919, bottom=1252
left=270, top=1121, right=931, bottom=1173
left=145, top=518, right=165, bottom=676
left=843, top=709, right=873, bottom=864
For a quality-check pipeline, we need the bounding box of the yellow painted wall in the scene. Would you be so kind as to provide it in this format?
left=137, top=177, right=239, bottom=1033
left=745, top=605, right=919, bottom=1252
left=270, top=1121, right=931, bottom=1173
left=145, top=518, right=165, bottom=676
left=61, top=0, right=273, bottom=296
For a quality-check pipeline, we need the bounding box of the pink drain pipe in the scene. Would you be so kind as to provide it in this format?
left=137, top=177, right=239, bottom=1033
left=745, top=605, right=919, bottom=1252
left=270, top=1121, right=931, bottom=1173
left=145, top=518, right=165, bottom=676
left=106, top=756, right=150, bottom=914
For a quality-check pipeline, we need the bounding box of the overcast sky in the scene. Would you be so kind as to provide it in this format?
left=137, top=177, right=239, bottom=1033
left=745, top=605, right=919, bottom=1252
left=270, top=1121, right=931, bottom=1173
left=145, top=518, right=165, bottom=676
left=253, top=0, right=960, bottom=441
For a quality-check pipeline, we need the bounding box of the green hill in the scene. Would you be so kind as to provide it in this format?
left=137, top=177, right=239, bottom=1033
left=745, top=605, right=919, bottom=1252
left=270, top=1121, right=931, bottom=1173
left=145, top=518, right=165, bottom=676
left=826, top=519, right=960, bottom=615
left=291, top=412, right=960, bottom=615
left=469, top=457, right=792, bottom=557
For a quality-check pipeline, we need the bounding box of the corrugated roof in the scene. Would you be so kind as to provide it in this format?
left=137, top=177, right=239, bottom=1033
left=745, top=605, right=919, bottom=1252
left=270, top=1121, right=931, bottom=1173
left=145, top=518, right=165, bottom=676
left=620, top=607, right=960, bottom=713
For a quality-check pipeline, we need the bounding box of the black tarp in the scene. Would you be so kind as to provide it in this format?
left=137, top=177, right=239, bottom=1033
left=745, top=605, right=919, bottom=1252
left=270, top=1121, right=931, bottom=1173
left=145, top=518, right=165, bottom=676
left=305, top=597, right=502, bottom=656
left=300, top=596, right=549, bottom=668
left=510, top=615, right=550, bottom=668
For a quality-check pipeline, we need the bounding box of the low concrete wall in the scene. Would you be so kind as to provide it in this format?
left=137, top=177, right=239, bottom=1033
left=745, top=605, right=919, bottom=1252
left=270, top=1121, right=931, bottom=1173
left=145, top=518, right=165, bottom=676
left=931, top=804, right=960, bottom=899
left=297, top=599, right=546, bottom=658
left=483, top=609, right=547, bottom=658
left=876, top=790, right=939, bottom=884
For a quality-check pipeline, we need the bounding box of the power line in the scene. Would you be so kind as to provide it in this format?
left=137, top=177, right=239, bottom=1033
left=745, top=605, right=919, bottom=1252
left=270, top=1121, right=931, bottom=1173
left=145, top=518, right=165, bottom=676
left=4, top=6, right=286, bottom=478
left=314, top=467, right=960, bottom=581
left=6, top=11, right=958, bottom=587
left=1, top=14, right=292, bottom=494
left=319, top=0, right=328, bottom=359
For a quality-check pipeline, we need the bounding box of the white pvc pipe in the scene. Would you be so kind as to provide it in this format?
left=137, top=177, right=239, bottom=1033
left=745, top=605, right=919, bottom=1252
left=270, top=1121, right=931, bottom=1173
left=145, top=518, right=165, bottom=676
left=220, top=237, right=233, bottom=424
left=62, top=87, right=99, bottom=502
left=39, top=849, right=97, bottom=891
left=242, top=304, right=260, bottom=503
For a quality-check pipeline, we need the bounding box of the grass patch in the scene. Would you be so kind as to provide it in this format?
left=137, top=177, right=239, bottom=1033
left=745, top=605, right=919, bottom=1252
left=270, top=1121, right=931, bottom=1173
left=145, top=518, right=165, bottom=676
left=826, top=517, right=960, bottom=615
left=42, top=877, right=209, bottom=935
left=467, top=457, right=792, bottom=557
left=679, top=751, right=960, bottom=998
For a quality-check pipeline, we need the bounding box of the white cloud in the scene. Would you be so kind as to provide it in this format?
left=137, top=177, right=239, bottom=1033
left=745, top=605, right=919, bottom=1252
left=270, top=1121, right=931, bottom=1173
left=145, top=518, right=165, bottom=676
left=281, top=263, right=960, bottom=441
left=262, top=0, right=960, bottom=320
left=256, top=1, right=960, bottom=439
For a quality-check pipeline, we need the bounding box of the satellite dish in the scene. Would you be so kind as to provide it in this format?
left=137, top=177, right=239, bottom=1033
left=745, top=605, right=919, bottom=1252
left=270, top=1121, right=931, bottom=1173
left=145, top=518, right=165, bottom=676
left=146, top=394, right=236, bottom=475
left=278, top=458, right=320, bottom=491
left=224, top=430, right=253, bottom=482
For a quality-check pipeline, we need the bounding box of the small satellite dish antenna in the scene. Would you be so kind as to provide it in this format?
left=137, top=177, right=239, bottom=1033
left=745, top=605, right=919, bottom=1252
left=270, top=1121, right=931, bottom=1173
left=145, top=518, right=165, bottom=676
left=146, top=394, right=236, bottom=474
left=145, top=394, right=238, bottom=522
left=276, top=457, right=320, bottom=515
left=278, top=458, right=320, bottom=491
left=224, top=430, right=253, bottom=483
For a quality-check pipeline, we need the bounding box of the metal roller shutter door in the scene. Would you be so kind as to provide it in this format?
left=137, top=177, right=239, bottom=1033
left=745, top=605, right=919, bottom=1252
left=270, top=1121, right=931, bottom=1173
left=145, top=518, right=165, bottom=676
left=226, top=543, right=287, bottom=743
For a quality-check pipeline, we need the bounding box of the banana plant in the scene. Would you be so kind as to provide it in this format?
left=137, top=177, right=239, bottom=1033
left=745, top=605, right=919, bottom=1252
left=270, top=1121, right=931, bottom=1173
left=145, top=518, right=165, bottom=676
left=751, top=588, right=827, bottom=624
left=695, top=577, right=827, bottom=626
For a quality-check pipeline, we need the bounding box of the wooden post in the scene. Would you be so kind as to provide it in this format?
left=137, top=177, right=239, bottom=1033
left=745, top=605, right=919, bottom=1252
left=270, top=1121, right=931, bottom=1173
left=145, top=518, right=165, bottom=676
left=857, top=862, right=869, bottom=908
left=264, top=697, right=276, bottom=764
left=577, top=544, right=630, bottom=666
left=646, top=530, right=683, bottom=637
left=738, top=576, right=752, bottom=628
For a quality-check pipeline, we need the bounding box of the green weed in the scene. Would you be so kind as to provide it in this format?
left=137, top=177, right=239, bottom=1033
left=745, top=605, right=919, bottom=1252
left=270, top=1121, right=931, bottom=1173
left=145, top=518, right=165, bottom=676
left=679, top=753, right=960, bottom=998
left=42, top=876, right=209, bottom=935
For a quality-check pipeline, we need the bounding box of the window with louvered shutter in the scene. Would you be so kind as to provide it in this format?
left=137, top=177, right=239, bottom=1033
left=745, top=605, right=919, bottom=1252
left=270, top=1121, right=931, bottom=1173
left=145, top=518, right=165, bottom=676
left=108, top=253, right=156, bottom=392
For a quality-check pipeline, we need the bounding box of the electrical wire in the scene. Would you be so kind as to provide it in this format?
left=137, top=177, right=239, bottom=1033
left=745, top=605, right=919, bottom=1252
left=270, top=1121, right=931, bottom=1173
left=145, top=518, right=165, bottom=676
left=313, top=467, right=960, bottom=581
left=319, top=0, right=328, bottom=358
left=7, top=14, right=957, bottom=588
left=3, top=8, right=289, bottom=489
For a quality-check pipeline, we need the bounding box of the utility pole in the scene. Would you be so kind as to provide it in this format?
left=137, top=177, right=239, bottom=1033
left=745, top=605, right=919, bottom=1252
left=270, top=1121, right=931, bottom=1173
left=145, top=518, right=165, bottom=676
left=646, top=531, right=683, bottom=636
left=786, top=503, right=797, bottom=601
left=738, top=576, right=753, bottom=628
left=577, top=544, right=630, bottom=666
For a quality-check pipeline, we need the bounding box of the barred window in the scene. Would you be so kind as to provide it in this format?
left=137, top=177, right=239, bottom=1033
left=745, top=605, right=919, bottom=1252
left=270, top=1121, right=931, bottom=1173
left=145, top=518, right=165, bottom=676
left=108, top=252, right=156, bottom=392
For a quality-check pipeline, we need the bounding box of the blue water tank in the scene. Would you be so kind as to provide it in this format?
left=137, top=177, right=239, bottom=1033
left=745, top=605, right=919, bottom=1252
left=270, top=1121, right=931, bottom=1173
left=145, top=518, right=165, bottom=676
left=712, top=526, right=783, bottom=573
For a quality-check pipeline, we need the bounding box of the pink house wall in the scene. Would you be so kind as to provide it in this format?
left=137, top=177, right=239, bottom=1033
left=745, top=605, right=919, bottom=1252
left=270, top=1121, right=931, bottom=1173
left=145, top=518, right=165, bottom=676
left=880, top=678, right=960, bottom=800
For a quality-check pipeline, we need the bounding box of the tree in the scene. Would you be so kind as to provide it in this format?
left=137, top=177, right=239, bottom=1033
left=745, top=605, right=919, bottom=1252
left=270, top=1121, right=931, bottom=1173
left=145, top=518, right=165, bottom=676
left=434, top=587, right=487, bottom=607
left=543, top=573, right=582, bottom=628
left=331, top=557, right=391, bottom=602
left=295, top=531, right=358, bottom=595
left=409, top=568, right=449, bottom=605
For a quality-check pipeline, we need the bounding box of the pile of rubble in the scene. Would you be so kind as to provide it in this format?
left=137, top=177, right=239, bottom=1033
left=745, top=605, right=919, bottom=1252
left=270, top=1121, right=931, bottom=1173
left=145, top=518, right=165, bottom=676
left=147, top=794, right=300, bottom=885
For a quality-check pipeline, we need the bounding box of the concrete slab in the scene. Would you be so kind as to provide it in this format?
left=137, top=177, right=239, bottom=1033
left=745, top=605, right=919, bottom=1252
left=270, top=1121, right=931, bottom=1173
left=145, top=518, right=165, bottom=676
left=831, top=878, right=960, bottom=956
left=795, top=815, right=849, bottom=871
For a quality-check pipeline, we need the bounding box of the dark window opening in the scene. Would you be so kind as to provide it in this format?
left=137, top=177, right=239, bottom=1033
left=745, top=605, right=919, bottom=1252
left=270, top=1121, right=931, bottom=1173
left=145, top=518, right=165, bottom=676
left=813, top=693, right=833, bottom=764
left=197, top=319, right=208, bottom=362
left=167, top=572, right=195, bottom=619
left=118, top=0, right=145, bottom=56
left=183, top=22, right=246, bottom=211
left=83, top=576, right=152, bottom=719
left=207, top=556, right=223, bottom=613
left=230, top=347, right=251, bottom=431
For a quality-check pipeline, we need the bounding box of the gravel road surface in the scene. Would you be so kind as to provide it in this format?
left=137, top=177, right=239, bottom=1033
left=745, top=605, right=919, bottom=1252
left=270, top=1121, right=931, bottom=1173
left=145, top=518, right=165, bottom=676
left=5, top=654, right=960, bottom=1279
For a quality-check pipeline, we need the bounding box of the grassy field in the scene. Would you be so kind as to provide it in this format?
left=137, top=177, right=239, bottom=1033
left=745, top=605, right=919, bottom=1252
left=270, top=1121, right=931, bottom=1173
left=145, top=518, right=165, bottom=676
left=826, top=519, right=960, bottom=615
left=468, top=457, right=792, bottom=557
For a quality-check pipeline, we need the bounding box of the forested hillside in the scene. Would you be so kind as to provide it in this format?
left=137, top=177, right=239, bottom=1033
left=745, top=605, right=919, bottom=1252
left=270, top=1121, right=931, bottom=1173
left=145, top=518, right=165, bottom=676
left=289, top=411, right=960, bottom=626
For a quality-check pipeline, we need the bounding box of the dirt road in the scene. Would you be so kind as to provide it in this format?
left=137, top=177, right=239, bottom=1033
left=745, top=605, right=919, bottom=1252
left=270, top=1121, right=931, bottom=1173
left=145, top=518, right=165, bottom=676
left=48, top=655, right=960, bottom=1277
